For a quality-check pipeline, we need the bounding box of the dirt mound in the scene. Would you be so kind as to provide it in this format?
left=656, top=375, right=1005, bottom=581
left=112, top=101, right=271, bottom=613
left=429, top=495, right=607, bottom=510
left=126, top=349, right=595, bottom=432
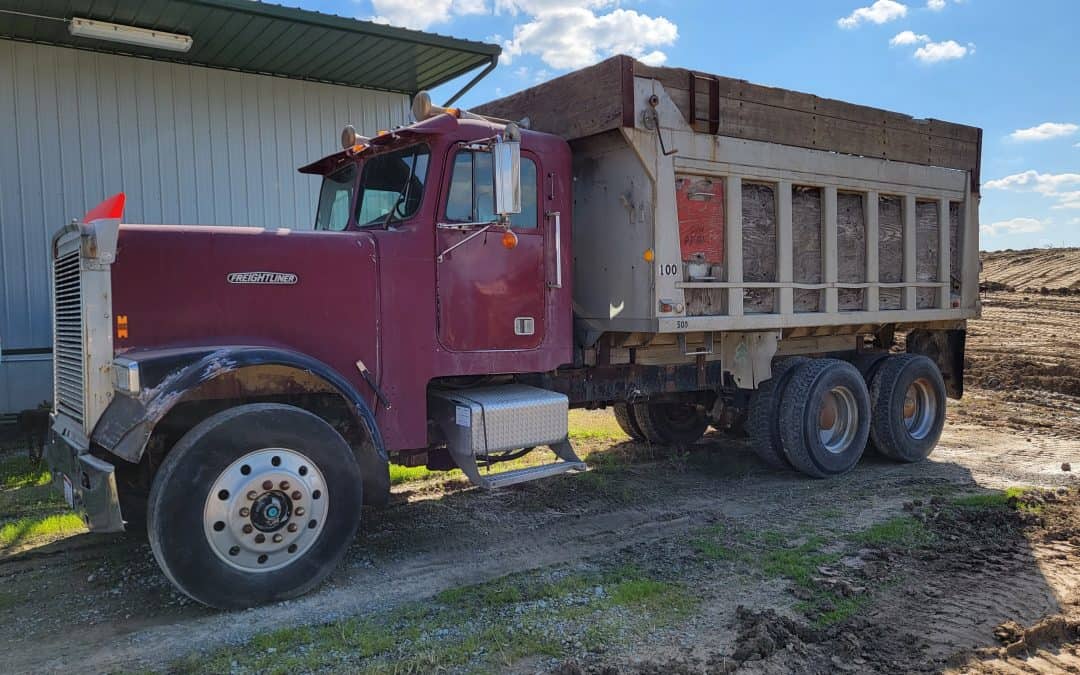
left=967, top=354, right=1080, bottom=397
left=981, top=247, right=1080, bottom=292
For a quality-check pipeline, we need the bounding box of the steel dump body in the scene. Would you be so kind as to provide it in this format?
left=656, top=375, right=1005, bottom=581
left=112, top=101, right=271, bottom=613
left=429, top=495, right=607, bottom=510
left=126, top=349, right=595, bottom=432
left=476, top=56, right=981, bottom=346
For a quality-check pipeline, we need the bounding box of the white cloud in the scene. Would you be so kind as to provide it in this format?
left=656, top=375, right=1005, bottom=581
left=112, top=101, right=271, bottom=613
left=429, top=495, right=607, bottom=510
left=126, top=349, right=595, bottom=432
left=913, top=39, right=973, bottom=63
left=838, top=0, right=908, bottom=29
left=985, top=171, right=1080, bottom=195
left=369, top=0, right=678, bottom=72
left=927, top=0, right=946, bottom=10
left=985, top=171, right=1080, bottom=210
left=495, top=0, right=611, bottom=14
left=369, top=0, right=486, bottom=30
left=1009, top=122, right=1079, bottom=142
left=890, top=30, right=929, bottom=46
left=502, top=6, right=678, bottom=69
left=980, top=217, right=1046, bottom=237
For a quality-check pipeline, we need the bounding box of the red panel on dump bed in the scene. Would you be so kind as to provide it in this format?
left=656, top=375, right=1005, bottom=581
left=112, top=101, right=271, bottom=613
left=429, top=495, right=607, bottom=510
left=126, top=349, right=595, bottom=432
left=675, top=175, right=724, bottom=265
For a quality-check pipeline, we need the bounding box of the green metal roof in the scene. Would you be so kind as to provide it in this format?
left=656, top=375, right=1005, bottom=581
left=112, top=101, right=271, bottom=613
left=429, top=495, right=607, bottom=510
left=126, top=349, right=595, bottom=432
left=0, top=0, right=500, bottom=95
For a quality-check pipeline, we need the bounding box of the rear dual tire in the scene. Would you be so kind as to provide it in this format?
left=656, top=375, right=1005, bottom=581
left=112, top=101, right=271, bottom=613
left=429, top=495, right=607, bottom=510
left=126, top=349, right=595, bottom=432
left=747, top=357, right=809, bottom=469
left=613, top=401, right=709, bottom=446
left=868, top=354, right=947, bottom=462
left=779, top=359, right=871, bottom=478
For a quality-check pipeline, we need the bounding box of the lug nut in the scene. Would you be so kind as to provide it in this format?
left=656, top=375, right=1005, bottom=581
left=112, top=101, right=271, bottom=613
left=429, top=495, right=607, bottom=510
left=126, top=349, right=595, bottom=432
left=243, top=524, right=253, bottom=534
left=239, top=507, right=250, bottom=517
left=295, top=507, right=305, bottom=516
left=247, top=491, right=258, bottom=501
left=287, top=523, right=298, bottom=533
left=279, top=480, right=290, bottom=490
left=254, top=533, right=266, bottom=544
left=272, top=534, right=284, bottom=543
left=262, top=480, right=273, bottom=491
left=292, top=491, right=302, bottom=500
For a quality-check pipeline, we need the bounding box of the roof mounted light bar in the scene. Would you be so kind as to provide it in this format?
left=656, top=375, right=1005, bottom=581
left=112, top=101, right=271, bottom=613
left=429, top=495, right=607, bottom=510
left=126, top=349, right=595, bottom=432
left=69, top=17, right=193, bottom=53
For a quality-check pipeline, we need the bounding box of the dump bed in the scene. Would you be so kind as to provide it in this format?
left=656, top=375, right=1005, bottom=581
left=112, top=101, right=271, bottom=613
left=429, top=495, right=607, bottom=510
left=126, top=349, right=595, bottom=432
left=476, top=56, right=981, bottom=341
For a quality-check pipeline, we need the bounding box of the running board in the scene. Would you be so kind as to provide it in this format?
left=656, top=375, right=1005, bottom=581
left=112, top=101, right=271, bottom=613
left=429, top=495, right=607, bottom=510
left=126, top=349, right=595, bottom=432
left=477, top=458, right=588, bottom=490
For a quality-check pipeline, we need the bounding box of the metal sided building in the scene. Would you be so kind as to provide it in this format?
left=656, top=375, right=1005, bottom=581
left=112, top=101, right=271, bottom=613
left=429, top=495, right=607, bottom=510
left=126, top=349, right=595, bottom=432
left=0, top=0, right=500, bottom=417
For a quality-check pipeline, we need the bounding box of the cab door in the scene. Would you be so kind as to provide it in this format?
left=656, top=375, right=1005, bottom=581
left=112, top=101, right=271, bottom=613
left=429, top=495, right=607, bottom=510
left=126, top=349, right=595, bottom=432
left=435, top=148, right=546, bottom=351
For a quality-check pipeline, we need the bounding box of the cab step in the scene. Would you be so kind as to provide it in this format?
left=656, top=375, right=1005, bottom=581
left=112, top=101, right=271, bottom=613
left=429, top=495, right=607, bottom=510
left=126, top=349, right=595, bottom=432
left=428, top=384, right=587, bottom=489
left=477, top=456, right=587, bottom=490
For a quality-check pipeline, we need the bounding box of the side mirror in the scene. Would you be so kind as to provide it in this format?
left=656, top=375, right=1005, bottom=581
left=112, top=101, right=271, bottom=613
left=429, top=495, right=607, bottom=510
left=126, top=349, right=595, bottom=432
left=493, top=123, right=522, bottom=216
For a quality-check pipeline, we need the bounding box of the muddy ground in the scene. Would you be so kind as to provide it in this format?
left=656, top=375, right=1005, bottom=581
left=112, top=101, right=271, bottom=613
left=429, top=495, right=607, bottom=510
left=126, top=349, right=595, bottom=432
left=1, top=290, right=1078, bottom=674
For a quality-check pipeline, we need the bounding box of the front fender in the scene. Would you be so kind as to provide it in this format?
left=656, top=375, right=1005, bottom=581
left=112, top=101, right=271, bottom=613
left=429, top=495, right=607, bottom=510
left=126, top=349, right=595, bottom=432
left=92, top=346, right=387, bottom=465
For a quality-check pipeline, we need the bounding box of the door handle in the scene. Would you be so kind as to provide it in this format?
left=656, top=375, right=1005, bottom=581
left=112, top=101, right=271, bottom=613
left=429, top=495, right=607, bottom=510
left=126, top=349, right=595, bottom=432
left=547, top=211, right=561, bottom=289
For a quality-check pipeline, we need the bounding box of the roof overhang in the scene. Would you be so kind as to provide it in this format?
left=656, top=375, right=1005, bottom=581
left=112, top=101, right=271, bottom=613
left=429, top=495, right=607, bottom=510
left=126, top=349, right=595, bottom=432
left=0, top=0, right=500, bottom=95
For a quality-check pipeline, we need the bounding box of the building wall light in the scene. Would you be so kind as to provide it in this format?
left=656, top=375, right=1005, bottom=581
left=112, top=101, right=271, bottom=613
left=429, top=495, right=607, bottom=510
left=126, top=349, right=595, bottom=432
left=69, top=17, right=193, bottom=53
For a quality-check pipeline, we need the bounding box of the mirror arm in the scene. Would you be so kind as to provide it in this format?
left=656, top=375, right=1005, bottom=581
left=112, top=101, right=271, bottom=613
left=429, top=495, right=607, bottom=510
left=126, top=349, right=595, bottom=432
left=436, top=223, right=497, bottom=263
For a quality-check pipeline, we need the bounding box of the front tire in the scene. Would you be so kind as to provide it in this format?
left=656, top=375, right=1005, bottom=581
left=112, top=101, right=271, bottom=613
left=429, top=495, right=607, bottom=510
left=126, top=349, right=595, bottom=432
left=868, top=354, right=947, bottom=462
left=147, top=403, right=363, bottom=609
left=780, top=359, right=871, bottom=478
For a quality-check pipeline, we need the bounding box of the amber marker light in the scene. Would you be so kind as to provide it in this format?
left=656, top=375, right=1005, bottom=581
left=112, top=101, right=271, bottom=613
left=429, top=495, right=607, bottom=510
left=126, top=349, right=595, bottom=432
left=116, top=315, right=129, bottom=339
left=502, top=230, right=519, bottom=249
left=643, top=248, right=655, bottom=262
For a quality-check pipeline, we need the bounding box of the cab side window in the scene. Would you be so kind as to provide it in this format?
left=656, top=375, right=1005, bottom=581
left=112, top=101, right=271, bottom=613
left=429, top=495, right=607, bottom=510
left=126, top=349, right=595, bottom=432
left=445, top=150, right=538, bottom=229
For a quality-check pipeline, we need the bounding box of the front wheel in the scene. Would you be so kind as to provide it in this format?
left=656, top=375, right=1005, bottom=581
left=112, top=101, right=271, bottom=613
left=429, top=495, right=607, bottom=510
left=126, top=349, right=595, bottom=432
left=147, top=403, right=363, bottom=609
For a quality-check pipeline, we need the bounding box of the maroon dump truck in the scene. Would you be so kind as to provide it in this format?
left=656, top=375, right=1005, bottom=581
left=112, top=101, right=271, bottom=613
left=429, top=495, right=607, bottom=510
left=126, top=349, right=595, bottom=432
left=46, top=56, right=981, bottom=608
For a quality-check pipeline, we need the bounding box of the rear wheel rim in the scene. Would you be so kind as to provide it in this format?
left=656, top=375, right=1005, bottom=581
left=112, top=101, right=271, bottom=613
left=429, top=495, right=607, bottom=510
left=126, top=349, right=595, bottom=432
left=203, top=448, right=328, bottom=573
left=818, top=385, right=859, bottom=454
left=903, top=377, right=937, bottom=440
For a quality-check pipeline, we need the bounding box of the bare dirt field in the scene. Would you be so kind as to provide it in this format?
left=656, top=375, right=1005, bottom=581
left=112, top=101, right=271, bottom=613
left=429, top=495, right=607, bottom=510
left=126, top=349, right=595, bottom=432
left=1, top=263, right=1078, bottom=674
left=980, top=247, right=1080, bottom=293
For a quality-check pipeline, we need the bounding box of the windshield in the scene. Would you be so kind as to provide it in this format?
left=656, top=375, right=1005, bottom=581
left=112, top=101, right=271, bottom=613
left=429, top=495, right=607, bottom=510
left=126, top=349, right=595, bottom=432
left=313, top=144, right=431, bottom=231
left=356, top=144, right=431, bottom=227
left=314, top=164, right=356, bottom=231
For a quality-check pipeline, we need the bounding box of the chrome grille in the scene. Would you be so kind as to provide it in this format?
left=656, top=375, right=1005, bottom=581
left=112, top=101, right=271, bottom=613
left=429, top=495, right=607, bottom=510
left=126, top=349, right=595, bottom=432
left=53, top=248, right=85, bottom=425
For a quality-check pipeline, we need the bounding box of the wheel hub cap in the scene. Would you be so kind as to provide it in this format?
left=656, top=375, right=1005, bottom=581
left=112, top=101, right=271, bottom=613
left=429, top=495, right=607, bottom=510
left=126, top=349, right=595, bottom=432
left=818, top=385, right=859, bottom=454
left=250, top=491, right=292, bottom=532
left=203, top=448, right=328, bottom=573
left=903, top=378, right=937, bottom=440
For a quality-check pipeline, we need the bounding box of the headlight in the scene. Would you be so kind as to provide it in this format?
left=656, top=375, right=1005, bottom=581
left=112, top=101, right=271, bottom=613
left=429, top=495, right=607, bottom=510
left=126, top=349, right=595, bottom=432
left=112, top=357, right=140, bottom=394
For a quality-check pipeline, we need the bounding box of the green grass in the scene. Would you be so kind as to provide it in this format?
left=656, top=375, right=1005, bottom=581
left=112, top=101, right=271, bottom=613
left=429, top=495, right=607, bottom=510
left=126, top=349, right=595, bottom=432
left=0, top=512, right=85, bottom=549
left=0, top=454, right=85, bottom=550
left=388, top=463, right=441, bottom=485
left=852, top=516, right=934, bottom=549
left=0, top=455, right=51, bottom=490
left=952, top=487, right=1033, bottom=510
left=801, top=592, right=873, bottom=628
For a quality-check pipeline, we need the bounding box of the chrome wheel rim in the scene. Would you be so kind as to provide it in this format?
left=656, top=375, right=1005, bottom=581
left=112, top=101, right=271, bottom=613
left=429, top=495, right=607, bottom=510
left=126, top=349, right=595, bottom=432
left=203, top=448, right=328, bottom=573
left=903, top=378, right=937, bottom=440
left=818, top=385, right=859, bottom=454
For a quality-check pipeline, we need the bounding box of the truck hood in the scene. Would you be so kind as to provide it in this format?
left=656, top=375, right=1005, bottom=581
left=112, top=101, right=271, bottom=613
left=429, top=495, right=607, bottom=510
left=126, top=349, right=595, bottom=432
left=110, top=224, right=380, bottom=389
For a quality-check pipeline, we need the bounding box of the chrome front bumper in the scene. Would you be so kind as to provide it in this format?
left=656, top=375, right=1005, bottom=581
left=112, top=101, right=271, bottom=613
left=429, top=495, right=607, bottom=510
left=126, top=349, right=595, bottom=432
left=44, top=421, right=125, bottom=532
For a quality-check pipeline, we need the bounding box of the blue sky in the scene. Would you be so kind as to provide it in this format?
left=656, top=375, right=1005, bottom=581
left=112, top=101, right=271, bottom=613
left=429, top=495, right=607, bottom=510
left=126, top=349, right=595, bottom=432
left=298, top=0, right=1078, bottom=250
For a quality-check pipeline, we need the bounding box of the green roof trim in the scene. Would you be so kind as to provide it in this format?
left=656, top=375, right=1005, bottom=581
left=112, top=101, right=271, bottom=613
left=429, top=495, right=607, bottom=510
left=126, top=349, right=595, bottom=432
left=0, top=0, right=500, bottom=95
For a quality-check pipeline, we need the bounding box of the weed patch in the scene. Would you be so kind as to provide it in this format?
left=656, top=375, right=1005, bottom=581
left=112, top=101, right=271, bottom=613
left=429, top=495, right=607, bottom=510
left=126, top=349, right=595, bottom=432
left=852, top=517, right=934, bottom=549
left=0, top=456, right=51, bottom=490
left=0, top=513, right=85, bottom=549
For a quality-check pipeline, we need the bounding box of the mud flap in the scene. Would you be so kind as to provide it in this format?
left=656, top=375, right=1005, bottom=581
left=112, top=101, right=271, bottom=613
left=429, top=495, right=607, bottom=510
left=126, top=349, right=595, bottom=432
left=906, top=329, right=966, bottom=399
